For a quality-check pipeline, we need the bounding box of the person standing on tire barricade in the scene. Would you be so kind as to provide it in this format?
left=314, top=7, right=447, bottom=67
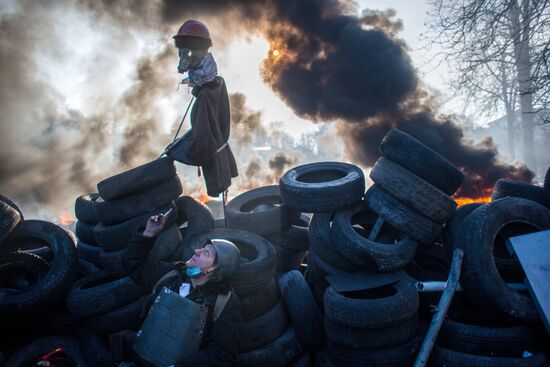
left=164, top=19, right=238, bottom=202
left=115, top=210, right=243, bottom=367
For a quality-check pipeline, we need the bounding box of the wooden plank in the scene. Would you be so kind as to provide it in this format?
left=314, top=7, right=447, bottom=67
left=507, top=230, right=550, bottom=334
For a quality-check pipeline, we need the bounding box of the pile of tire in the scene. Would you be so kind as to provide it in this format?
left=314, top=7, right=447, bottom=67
left=435, top=185, right=550, bottom=366
left=0, top=194, right=109, bottom=365
left=278, top=160, right=428, bottom=366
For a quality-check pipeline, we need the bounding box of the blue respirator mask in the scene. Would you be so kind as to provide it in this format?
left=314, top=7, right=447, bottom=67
left=186, top=267, right=202, bottom=278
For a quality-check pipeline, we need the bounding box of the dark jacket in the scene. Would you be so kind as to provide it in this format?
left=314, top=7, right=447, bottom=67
left=168, top=77, right=238, bottom=197
left=123, top=231, right=242, bottom=367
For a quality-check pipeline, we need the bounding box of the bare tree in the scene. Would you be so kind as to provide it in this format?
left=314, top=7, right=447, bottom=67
left=425, top=0, right=549, bottom=171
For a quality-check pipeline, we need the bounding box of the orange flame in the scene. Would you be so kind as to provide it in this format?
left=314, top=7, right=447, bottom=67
left=197, top=187, right=211, bottom=203
left=57, top=212, right=76, bottom=227
left=454, top=196, right=492, bottom=207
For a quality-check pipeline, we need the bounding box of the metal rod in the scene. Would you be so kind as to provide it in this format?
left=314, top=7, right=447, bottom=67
left=416, top=281, right=528, bottom=292
left=368, top=217, right=384, bottom=241
left=413, top=248, right=464, bottom=367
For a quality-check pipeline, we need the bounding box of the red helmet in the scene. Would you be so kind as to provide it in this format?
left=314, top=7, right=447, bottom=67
left=174, top=20, right=212, bottom=49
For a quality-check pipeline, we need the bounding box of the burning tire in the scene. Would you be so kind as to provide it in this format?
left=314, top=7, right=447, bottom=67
left=492, top=179, right=547, bottom=207
left=5, top=336, right=88, bottom=367
left=278, top=270, right=325, bottom=351
left=330, top=202, right=417, bottom=272
left=0, top=220, right=78, bottom=317
left=238, top=327, right=304, bottom=367
left=323, top=277, right=419, bottom=329
left=95, top=175, right=182, bottom=225
left=0, top=200, right=21, bottom=245
left=459, top=197, right=550, bottom=322
left=226, top=185, right=300, bottom=236
left=369, top=157, right=457, bottom=223
left=240, top=300, right=290, bottom=353
left=74, top=193, right=101, bottom=224
left=364, top=184, right=443, bottom=244
left=189, top=228, right=277, bottom=296
left=379, top=129, right=464, bottom=195
left=97, top=157, right=176, bottom=201
left=280, top=162, right=365, bottom=213
left=66, top=271, right=142, bottom=317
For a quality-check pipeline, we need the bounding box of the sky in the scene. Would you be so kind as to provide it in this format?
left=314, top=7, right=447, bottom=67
left=1, top=0, right=533, bottom=221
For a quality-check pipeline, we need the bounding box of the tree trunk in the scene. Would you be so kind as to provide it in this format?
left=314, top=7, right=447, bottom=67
left=499, top=54, right=516, bottom=160
left=510, top=0, right=537, bottom=171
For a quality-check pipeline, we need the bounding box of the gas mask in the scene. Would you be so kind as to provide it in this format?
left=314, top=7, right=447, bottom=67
left=177, top=48, right=207, bottom=74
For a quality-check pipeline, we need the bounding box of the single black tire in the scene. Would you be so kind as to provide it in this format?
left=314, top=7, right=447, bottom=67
left=95, top=175, right=182, bottom=225
left=74, top=193, right=101, bottom=224
left=437, top=317, right=537, bottom=357
left=66, top=271, right=142, bottom=317
left=189, top=228, right=277, bottom=296
left=0, top=194, right=23, bottom=220
left=99, top=247, right=127, bottom=276
left=174, top=195, right=215, bottom=247
left=370, top=157, right=457, bottom=223
left=238, top=326, right=304, bottom=367
left=429, top=345, right=548, bottom=367
left=308, top=213, right=362, bottom=272
left=240, top=300, right=290, bottom=352
left=226, top=185, right=299, bottom=236
left=459, top=197, right=550, bottom=322
left=88, top=295, right=150, bottom=334
left=94, top=202, right=177, bottom=251
left=5, top=336, right=88, bottom=367
left=304, top=251, right=343, bottom=308
left=441, top=203, right=483, bottom=259
left=492, top=179, right=546, bottom=206
left=0, top=220, right=78, bottom=317
left=75, top=220, right=97, bottom=245
left=240, top=277, right=280, bottom=321
left=0, top=201, right=21, bottom=245
left=331, top=202, right=418, bottom=271
left=379, top=129, right=464, bottom=195
left=0, top=251, right=50, bottom=290
left=76, top=241, right=101, bottom=268
left=364, top=185, right=443, bottom=244
left=278, top=270, right=325, bottom=351
left=280, top=162, right=365, bottom=213
left=326, top=332, right=422, bottom=367
left=268, top=225, right=310, bottom=253
left=325, top=315, right=419, bottom=350
left=324, top=276, right=419, bottom=328
left=274, top=245, right=307, bottom=274
left=97, top=157, right=176, bottom=201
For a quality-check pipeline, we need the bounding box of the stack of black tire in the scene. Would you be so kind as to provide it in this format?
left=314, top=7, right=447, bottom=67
left=187, top=227, right=301, bottom=367
left=433, top=166, right=550, bottom=366
left=224, top=185, right=310, bottom=274
left=279, top=160, right=426, bottom=366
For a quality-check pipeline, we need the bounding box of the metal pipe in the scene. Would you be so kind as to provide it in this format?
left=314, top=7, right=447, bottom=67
left=416, top=281, right=527, bottom=292
left=413, top=248, right=464, bottom=367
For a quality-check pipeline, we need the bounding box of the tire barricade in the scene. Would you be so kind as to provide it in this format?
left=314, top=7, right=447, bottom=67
left=0, top=135, right=549, bottom=365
